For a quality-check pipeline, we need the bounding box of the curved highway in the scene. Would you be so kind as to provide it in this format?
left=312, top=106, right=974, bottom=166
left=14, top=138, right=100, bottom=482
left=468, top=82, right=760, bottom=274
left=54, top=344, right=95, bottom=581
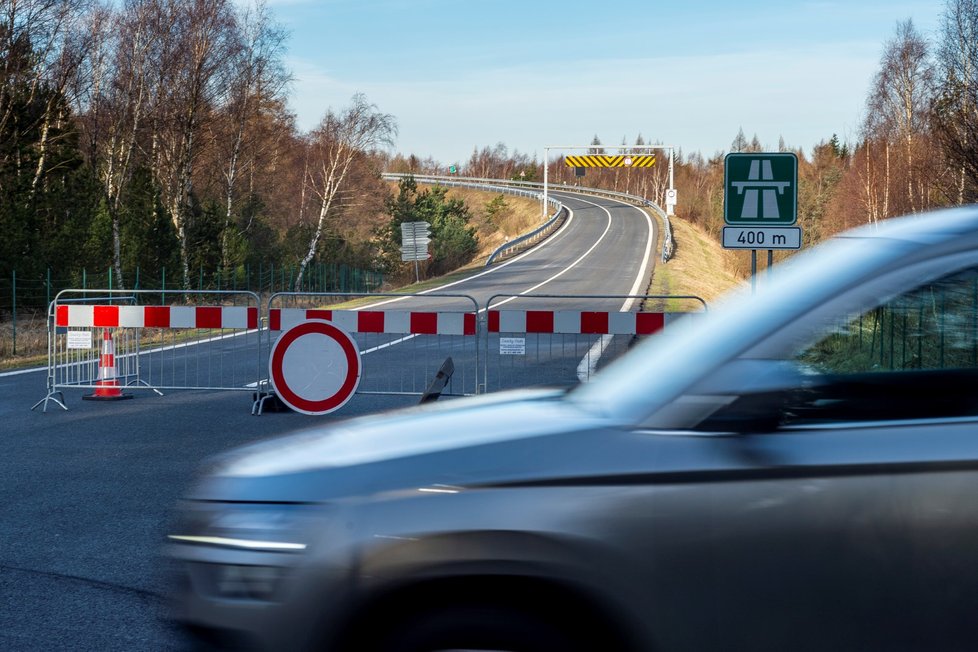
left=375, top=189, right=657, bottom=312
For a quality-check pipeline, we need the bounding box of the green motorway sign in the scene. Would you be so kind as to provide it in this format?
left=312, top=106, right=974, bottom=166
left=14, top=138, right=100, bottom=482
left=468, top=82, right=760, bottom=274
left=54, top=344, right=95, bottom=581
left=724, top=152, right=797, bottom=225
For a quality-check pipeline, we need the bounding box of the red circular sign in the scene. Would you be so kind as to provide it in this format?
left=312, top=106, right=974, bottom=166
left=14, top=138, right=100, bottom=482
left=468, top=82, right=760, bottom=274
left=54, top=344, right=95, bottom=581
left=268, top=319, right=361, bottom=415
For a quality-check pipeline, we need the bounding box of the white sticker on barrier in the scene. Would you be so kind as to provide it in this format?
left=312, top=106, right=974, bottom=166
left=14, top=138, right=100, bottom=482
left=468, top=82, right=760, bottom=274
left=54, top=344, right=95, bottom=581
left=500, top=337, right=526, bottom=355
left=66, top=331, right=93, bottom=350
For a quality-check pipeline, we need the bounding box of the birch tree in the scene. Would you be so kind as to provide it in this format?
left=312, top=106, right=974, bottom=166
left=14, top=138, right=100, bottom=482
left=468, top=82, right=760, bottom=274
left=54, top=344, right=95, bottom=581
left=213, top=0, right=288, bottom=275
left=76, top=0, right=167, bottom=288
left=932, top=0, right=978, bottom=202
left=296, top=93, right=395, bottom=291
left=866, top=20, right=933, bottom=214
left=150, top=0, right=236, bottom=288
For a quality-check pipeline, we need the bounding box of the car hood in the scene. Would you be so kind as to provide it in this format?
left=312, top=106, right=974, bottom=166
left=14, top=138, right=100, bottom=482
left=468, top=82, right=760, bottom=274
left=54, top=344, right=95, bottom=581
left=187, top=388, right=614, bottom=502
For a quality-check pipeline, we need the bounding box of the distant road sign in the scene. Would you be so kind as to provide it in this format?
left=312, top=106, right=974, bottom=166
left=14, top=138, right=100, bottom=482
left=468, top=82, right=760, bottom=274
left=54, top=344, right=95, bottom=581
left=564, top=155, right=656, bottom=168
left=724, top=153, right=797, bottom=225
left=401, top=221, right=431, bottom=261
left=722, top=226, right=802, bottom=250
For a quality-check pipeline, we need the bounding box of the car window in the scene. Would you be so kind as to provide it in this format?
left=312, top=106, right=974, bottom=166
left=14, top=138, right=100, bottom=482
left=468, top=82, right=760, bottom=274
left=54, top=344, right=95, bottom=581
left=787, top=266, right=978, bottom=426
left=695, top=266, right=978, bottom=431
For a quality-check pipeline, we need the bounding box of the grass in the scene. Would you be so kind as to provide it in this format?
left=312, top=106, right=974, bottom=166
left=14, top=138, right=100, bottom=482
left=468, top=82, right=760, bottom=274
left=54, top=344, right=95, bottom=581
left=645, top=215, right=744, bottom=312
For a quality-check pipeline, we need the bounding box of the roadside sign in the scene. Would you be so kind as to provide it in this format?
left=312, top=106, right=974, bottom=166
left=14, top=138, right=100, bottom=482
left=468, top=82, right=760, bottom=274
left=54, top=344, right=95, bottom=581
left=564, top=155, right=655, bottom=168
left=400, top=221, right=431, bottom=261
left=722, top=226, right=802, bottom=250
left=268, top=319, right=361, bottom=415
left=724, top=153, right=797, bottom=225
left=665, top=188, right=677, bottom=206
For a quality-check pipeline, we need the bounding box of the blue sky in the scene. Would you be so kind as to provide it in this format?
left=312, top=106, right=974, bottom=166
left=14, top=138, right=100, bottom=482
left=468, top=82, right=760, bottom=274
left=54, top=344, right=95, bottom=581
left=265, top=0, right=943, bottom=164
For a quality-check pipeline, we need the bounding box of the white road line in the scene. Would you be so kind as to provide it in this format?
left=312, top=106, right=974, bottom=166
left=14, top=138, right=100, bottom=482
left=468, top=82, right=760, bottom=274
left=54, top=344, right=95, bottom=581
left=576, top=199, right=655, bottom=382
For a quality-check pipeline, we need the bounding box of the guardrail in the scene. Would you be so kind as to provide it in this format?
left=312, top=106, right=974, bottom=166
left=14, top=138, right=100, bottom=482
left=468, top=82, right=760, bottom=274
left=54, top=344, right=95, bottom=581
left=381, top=173, right=674, bottom=263
left=381, top=173, right=566, bottom=266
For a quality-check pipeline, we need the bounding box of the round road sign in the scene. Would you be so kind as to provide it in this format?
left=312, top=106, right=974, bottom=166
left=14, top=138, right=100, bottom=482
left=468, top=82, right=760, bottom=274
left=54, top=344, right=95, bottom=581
left=269, top=319, right=361, bottom=415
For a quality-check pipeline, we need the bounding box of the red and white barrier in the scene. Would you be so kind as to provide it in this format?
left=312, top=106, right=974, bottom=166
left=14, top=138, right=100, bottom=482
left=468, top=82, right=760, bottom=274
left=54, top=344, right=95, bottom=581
left=488, top=310, right=683, bottom=335
left=56, top=305, right=259, bottom=330
left=269, top=308, right=477, bottom=336
left=269, top=308, right=685, bottom=336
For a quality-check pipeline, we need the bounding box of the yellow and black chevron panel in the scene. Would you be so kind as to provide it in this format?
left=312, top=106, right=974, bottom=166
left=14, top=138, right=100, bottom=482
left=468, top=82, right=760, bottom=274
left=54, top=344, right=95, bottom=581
left=564, top=155, right=656, bottom=168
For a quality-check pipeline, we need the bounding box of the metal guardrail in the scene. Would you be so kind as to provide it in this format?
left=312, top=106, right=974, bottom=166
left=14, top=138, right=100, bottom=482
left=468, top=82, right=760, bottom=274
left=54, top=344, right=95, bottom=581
left=381, top=173, right=675, bottom=264
left=381, top=173, right=566, bottom=266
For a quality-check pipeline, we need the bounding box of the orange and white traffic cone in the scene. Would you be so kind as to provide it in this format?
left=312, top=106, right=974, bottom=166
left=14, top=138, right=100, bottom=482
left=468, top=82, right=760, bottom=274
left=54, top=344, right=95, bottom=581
left=82, top=329, right=133, bottom=401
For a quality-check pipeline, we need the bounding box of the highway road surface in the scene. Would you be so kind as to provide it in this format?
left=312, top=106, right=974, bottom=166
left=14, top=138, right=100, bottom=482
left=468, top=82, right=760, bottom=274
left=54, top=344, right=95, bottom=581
left=0, top=190, right=658, bottom=650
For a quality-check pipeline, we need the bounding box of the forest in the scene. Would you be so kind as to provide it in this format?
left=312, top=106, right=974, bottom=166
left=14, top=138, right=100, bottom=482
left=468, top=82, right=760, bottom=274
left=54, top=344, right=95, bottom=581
left=1, top=0, right=977, bottom=309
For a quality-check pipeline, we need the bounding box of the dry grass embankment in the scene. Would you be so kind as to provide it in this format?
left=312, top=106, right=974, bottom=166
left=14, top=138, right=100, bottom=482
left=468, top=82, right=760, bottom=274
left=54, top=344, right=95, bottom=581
left=646, top=216, right=745, bottom=312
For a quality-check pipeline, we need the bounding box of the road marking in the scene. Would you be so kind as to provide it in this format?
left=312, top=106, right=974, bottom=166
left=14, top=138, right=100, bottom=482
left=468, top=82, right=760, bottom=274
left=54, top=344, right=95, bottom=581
left=576, top=198, right=655, bottom=382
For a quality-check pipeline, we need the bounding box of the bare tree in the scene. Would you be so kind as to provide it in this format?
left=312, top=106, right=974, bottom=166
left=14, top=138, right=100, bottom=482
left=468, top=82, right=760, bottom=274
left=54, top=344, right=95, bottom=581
left=866, top=20, right=934, bottom=213
left=76, top=0, right=170, bottom=287
left=0, top=0, right=90, bottom=195
left=150, top=0, right=237, bottom=288
left=211, top=0, right=289, bottom=275
left=932, top=0, right=978, bottom=202
left=296, top=93, right=395, bottom=291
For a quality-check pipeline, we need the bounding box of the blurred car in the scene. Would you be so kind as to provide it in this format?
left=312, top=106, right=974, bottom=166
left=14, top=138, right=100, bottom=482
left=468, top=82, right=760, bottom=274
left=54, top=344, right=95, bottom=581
left=167, top=206, right=978, bottom=651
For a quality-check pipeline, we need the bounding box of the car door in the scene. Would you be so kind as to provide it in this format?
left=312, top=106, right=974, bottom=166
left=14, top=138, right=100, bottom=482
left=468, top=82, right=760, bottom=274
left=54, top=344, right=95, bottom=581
left=638, top=257, right=978, bottom=651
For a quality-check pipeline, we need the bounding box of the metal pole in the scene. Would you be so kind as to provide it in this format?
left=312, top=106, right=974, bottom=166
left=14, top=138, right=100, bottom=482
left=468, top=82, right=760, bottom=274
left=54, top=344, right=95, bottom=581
left=751, top=250, right=757, bottom=295
left=667, top=147, right=675, bottom=215
left=11, top=270, right=16, bottom=356
left=543, top=147, right=549, bottom=220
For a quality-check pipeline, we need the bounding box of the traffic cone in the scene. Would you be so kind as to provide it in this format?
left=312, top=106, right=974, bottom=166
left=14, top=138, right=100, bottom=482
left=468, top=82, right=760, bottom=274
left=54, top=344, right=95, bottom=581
left=82, top=329, right=133, bottom=401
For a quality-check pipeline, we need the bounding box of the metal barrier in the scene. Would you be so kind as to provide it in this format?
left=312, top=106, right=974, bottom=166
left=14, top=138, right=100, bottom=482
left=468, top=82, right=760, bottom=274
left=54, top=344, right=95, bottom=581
left=483, top=294, right=707, bottom=391
left=260, top=292, right=481, bottom=413
left=31, top=289, right=262, bottom=412
left=31, top=289, right=704, bottom=414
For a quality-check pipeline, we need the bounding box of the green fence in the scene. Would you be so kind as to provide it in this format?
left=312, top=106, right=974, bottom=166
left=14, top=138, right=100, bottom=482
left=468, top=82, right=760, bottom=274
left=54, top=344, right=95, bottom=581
left=0, top=263, right=384, bottom=357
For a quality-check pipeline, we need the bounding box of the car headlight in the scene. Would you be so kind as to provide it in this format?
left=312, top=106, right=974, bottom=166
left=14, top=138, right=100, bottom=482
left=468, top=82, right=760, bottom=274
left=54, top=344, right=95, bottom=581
left=168, top=502, right=317, bottom=553
left=167, top=502, right=326, bottom=602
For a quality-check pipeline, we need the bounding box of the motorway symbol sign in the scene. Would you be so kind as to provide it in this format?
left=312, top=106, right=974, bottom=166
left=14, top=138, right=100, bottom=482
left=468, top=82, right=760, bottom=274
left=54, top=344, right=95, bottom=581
left=724, top=152, right=797, bottom=225
left=722, top=226, right=802, bottom=250
left=269, top=319, right=361, bottom=415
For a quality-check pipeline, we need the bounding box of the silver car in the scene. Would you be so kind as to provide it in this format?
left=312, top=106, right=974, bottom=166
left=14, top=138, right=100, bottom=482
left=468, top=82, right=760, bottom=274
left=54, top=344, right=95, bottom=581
left=167, top=206, right=978, bottom=651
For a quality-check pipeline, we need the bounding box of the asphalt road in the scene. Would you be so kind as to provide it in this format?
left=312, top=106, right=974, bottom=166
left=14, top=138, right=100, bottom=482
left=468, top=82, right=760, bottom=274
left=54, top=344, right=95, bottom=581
left=0, top=191, right=657, bottom=650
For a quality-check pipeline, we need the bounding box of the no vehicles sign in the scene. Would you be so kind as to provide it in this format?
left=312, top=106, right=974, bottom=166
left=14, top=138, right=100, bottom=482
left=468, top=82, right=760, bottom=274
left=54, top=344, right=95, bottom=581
left=269, top=320, right=361, bottom=415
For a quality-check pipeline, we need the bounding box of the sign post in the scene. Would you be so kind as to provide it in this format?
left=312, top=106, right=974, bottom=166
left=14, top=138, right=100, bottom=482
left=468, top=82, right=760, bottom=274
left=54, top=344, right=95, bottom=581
left=723, top=152, right=800, bottom=291
left=400, top=221, right=431, bottom=283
